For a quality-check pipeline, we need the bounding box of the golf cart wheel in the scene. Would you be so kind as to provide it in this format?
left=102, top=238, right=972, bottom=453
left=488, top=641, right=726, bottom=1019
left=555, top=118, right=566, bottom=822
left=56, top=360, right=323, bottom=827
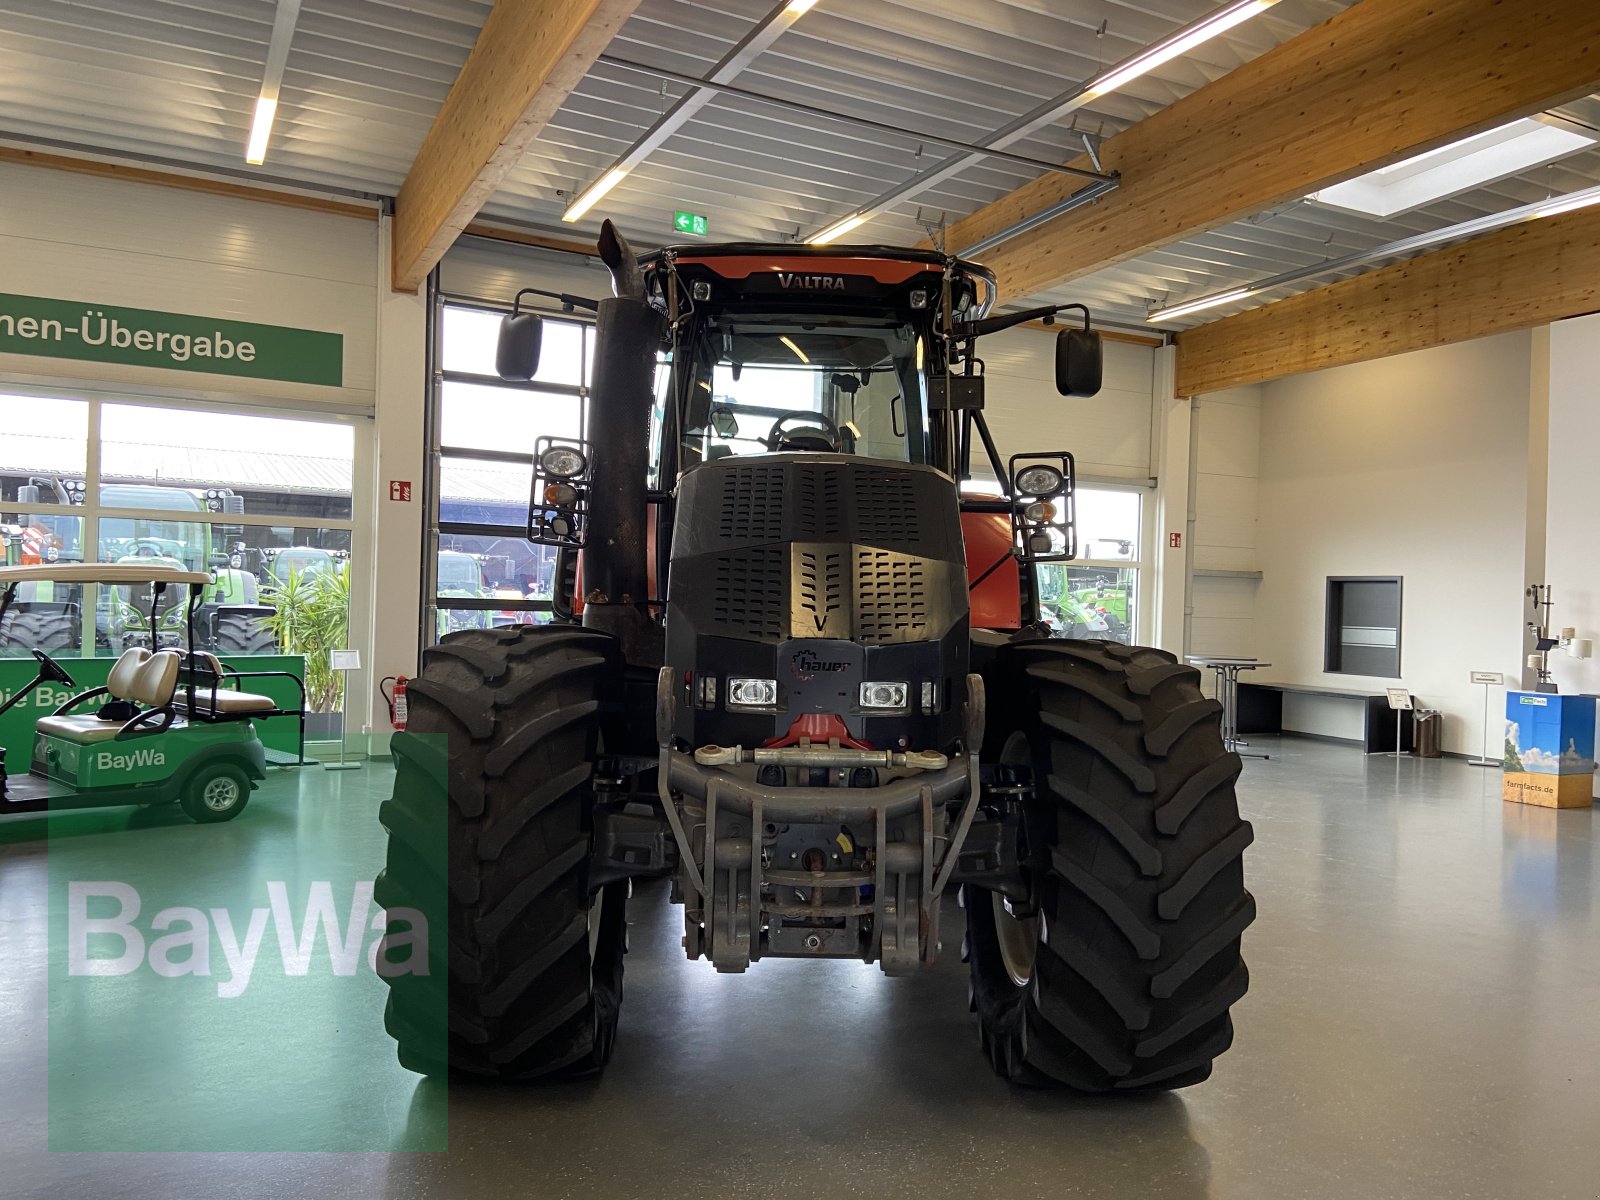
left=0, top=610, right=77, bottom=654
left=180, top=761, right=252, bottom=823
left=214, top=613, right=276, bottom=655
left=968, top=639, right=1254, bottom=1092
left=375, top=624, right=627, bottom=1081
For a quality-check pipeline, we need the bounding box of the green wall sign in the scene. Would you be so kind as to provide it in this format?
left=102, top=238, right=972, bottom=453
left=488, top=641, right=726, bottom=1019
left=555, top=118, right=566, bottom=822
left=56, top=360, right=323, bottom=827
left=0, top=293, right=344, bottom=387
left=673, top=210, right=708, bottom=237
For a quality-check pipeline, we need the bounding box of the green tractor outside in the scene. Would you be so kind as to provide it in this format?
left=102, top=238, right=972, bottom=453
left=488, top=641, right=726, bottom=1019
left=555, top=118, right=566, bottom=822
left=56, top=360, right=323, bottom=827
left=0, top=478, right=276, bottom=657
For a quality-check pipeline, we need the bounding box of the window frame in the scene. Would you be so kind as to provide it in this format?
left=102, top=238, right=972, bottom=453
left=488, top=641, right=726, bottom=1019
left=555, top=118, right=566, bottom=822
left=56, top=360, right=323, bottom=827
left=428, top=293, right=596, bottom=644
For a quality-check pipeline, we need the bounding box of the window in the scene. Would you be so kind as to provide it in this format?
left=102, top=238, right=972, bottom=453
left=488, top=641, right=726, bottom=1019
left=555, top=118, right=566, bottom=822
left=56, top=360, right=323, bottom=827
left=1, top=388, right=358, bottom=737
left=431, top=300, right=592, bottom=640
left=1325, top=577, right=1402, bottom=676
left=1035, top=485, right=1143, bottom=644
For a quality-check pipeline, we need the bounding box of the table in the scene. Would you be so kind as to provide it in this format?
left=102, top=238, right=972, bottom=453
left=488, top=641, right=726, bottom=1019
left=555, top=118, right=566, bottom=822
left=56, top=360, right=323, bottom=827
left=1186, top=656, right=1271, bottom=760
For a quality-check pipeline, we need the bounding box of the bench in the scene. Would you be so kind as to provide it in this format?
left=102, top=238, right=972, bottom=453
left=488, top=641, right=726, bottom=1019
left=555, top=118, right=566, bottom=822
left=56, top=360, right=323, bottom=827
left=1238, top=682, right=1413, bottom=754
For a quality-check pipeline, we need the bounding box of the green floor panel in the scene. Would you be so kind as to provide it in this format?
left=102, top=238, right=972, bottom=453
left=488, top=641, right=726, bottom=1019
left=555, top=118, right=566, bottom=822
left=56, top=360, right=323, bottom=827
left=33, top=758, right=445, bottom=1152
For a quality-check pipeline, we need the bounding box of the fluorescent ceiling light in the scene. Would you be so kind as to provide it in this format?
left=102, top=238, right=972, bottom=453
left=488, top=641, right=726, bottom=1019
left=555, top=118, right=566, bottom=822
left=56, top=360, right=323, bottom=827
left=562, top=168, right=629, bottom=222
left=1084, top=0, right=1279, bottom=99
left=779, top=335, right=810, bottom=363
left=243, top=0, right=302, bottom=166
left=1310, top=118, right=1599, bottom=218
left=245, top=97, right=277, bottom=166
left=809, top=214, right=867, bottom=245
left=560, top=0, right=817, bottom=228
left=801, top=0, right=1278, bottom=245
left=1148, top=181, right=1600, bottom=324
left=1533, top=189, right=1600, bottom=218
left=1149, top=287, right=1254, bottom=323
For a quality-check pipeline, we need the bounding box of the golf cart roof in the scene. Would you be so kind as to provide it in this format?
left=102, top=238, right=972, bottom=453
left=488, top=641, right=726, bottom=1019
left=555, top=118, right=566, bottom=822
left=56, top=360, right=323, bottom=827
left=0, top=563, right=211, bottom=586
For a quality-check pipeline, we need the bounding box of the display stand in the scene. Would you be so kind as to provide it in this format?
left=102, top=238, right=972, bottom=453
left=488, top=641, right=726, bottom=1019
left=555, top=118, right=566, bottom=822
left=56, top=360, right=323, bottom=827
left=325, top=649, right=361, bottom=771
left=1385, top=687, right=1412, bottom=758
left=1468, top=670, right=1503, bottom=767
left=1186, top=656, right=1271, bottom=760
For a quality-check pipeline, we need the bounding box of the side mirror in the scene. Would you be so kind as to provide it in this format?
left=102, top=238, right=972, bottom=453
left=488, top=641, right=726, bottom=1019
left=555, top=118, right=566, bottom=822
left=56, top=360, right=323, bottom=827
left=709, top=406, right=739, bottom=437
left=1055, top=327, right=1102, bottom=397
left=496, top=311, right=544, bottom=381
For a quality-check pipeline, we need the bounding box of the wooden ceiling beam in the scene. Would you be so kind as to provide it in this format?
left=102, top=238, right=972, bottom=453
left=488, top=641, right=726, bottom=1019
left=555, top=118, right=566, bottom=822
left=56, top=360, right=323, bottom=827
left=390, top=0, right=641, bottom=293
left=1172, top=203, right=1600, bottom=395
left=939, top=0, right=1600, bottom=303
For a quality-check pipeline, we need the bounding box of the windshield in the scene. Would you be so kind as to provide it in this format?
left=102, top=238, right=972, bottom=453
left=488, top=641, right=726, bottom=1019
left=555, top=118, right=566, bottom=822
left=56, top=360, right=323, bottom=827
left=674, top=317, right=927, bottom=471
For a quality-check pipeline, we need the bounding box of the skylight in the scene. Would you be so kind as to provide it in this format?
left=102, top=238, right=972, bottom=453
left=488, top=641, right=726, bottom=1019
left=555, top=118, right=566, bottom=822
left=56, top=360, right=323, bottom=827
left=1309, top=118, right=1598, bottom=218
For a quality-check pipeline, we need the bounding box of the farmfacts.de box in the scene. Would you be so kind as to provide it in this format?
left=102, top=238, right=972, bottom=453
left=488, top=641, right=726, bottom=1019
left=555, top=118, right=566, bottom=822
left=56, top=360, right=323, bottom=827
left=1503, top=692, right=1597, bottom=809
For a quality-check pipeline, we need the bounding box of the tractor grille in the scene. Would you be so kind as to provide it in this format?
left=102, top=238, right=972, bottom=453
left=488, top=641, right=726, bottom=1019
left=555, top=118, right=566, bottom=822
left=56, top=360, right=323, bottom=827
left=855, top=549, right=929, bottom=643
left=718, top=465, right=786, bottom=542
left=797, top=549, right=844, bottom=632
left=852, top=471, right=920, bottom=543
left=712, top=547, right=786, bottom=638
left=793, top=465, right=844, bottom=538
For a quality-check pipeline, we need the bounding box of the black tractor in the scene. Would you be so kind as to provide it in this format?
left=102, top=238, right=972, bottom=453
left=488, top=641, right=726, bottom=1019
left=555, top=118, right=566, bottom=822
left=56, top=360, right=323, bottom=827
left=376, top=221, right=1253, bottom=1093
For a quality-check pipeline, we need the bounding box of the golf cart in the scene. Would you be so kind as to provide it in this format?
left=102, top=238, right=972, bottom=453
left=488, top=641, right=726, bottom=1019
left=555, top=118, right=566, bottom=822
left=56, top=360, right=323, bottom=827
left=0, top=562, right=306, bottom=823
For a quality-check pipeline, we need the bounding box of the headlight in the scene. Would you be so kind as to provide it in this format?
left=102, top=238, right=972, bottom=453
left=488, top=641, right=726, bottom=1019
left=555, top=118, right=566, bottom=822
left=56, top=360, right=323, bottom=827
left=728, top=677, right=777, bottom=707
left=860, top=682, right=908, bottom=709
left=539, top=446, right=588, bottom=479
left=1016, top=464, right=1064, bottom=496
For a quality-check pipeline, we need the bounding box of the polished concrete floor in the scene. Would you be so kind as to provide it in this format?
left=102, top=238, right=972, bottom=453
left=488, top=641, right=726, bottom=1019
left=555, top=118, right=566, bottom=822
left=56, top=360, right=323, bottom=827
left=4, top=737, right=1600, bottom=1197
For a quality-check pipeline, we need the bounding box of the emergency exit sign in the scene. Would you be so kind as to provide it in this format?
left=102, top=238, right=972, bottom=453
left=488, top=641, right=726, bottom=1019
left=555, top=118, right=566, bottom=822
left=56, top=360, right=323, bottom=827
left=673, top=210, right=708, bottom=237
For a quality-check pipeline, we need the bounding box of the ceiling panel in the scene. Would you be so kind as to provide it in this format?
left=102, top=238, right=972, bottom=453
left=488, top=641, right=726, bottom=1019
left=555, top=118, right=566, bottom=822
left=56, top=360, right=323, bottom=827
left=6, top=0, right=1591, bottom=333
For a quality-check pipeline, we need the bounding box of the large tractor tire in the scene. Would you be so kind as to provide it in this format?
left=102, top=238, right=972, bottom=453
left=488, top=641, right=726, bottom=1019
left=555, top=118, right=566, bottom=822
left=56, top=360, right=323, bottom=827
left=967, top=639, right=1254, bottom=1092
left=213, top=612, right=277, bottom=655
left=375, top=624, right=627, bottom=1080
left=0, top=610, right=77, bottom=654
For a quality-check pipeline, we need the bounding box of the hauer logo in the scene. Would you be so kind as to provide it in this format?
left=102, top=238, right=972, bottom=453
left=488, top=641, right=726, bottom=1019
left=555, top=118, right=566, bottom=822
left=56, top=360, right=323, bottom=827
left=790, top=648, right=849, bottom=680
left=777, top=273, right=847, bottom=290
left=96, top=748, right=166, bottom=771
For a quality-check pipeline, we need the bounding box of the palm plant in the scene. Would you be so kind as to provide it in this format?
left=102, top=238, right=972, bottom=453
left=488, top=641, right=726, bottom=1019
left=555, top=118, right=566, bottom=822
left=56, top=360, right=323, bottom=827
left=262, top=566, right=350, bottom=713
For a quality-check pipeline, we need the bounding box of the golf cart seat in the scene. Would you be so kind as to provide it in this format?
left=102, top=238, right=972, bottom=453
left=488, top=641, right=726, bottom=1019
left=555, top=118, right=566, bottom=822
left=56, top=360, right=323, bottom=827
left=180, top=651, right=277, bottom=715
left=36, top=650, right=182, bottom=743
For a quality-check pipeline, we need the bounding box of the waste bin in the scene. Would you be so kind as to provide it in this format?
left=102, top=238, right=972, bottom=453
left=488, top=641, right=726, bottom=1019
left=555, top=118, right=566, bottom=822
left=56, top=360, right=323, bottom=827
left=1411, top=709, right=1442, bottom=758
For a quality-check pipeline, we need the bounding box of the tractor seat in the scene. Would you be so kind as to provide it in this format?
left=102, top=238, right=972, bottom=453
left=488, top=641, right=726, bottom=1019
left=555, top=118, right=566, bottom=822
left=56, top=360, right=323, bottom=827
left=37, top=650, right=184, bottom=743
left=179, top=652, right=277, bottom=715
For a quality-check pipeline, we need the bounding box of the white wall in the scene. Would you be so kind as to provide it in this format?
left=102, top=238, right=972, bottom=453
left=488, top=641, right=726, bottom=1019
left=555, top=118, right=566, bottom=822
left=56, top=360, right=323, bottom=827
left=1544, top=313, right=1600, bottom=698
left=980, top=328, right=1155, bottom=482
left=1254, top=332, right=1535, bottom=754
left=1189, top=385, right=1262, bottom=658
left=0, top=162, right=378, bottom=412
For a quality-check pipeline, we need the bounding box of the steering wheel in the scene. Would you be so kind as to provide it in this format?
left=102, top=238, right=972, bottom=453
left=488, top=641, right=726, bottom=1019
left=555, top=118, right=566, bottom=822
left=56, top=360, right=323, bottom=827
left=32, top=648, right=76, bottom=688
left=765, top=411, right=841, bottom=452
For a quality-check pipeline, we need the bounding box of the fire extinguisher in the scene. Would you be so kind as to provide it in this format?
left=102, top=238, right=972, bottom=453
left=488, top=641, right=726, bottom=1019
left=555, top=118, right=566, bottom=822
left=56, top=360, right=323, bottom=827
left=380, top=675, right=409, bottom=730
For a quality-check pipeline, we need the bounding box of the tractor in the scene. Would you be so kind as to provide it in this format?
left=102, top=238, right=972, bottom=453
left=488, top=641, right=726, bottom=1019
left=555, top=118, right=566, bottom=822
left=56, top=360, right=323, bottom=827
left=376, top=222, right=1254, bottom=1093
